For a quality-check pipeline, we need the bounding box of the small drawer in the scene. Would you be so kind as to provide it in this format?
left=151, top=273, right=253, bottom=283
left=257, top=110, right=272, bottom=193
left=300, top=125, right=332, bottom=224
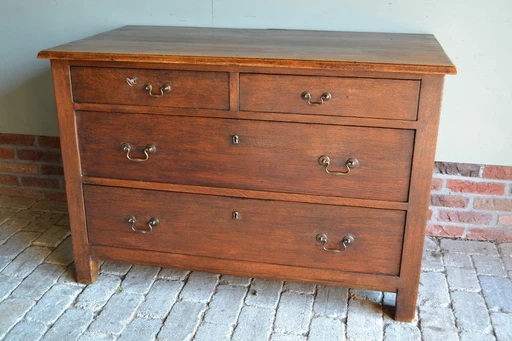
left=77, top=113, right=414, bottom=202
left=84, top=185, right=406, bottom=276
left=71, top=67, right=229, bottom=110
left=240, top=74, right=420, bottom=120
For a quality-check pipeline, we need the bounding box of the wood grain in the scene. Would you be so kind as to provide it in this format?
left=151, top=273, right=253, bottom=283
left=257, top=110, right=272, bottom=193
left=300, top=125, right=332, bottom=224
left=76, top=113, right=415, bottom=202
left=395, top=74, right=445, bottom=321
left=38, top=26, right=456, bottom=74
left=73, top=103, right=419, bottom=130
left=50, top=61, right=98, bottom=283
left=240, top=74, right=420, bottom=120
left=90, top=245, right=399, bottom=292
left=71, top=67, right=229, bottom=109
left=84, top=185, right=406, bottom=276
left=83, top=176, right=409, bottom=211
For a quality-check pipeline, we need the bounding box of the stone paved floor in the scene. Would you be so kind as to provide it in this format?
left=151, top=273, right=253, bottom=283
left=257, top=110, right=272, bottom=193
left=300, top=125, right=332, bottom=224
left=0, top=195, right=511, bottom=341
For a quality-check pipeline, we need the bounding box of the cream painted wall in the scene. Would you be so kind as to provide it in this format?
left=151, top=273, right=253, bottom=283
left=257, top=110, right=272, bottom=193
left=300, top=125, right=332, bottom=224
left=0, top=1, right=510, bottom=165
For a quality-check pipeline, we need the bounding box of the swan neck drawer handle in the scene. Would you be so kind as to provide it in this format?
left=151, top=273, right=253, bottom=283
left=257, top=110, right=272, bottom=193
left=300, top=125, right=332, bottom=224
left=126, top=215, right=160, bottom=234
left=318, top=155, right=359, bottom=175
left=121, top=143, right=156, bottom=162
left=316, top=233, right=354, bottom=252
left=301, top=91, right=332, bottom=106
left=144, top=83, right=171, bottom=97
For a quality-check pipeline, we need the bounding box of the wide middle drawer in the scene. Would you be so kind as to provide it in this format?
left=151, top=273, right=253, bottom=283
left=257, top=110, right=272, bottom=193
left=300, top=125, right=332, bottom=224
left=70, top=67, right=230, bottom=110
left=77, top=112, right=414, bottom=202
left=84, top=185, right=406, bottom=276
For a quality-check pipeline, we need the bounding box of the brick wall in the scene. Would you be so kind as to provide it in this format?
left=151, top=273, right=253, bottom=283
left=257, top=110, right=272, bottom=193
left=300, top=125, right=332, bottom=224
left=429, top=162, right=512, bottom=242
left=0, top=133, right=511, bottom=241
left=0, top=134, right=66, bottom=201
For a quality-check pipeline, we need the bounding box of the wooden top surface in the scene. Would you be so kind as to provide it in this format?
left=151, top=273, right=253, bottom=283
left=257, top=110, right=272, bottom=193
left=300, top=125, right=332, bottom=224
left=38, top=26, right=456, bottom=74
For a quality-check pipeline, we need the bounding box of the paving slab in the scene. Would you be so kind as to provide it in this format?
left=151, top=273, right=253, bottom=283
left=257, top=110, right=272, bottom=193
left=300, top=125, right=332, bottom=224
left=473, top=255, right=508, bottom=276
left=274, top=291, right=314, bottom=335
left=245, top=278, right=283, bottom=308
left=0, top=297, right=35, bottom=339
left=309, top=316, right=345, bottom=341
left=232, top=305, right=275, bottom=341
left=480, top=276, right=512, bottom=312
left=383, top=324, right=420, bottom=341
left=136, top=279, right=183, bottom=319
left=3, top=320, right=46, bottom=341
left=441, top=239, right=499, bottom=256
left=157, top=300, right=206, bottom=341
left=451, top=290, right=492, bottom=333
left=490, top=312, right=512, bottom=341
left=314, top=285, right=348, bottom=318
left=41, top=308, right=94, bottom=341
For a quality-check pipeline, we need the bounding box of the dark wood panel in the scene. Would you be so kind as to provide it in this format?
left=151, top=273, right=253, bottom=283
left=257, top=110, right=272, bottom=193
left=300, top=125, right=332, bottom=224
left=71, top=67, right=229, bottom=109
left=240, top=74, right=420, bottom=120
left=38, top=26, right=456, bottom=74
left=66, top=60, right=425, bottom=79
left=77, top=113, right=415, bottom=202
left=50, top=61, right=98, bottom=283
left=83, top=176, right=409, bottom=211
left=84, top=185, right=406, bottom=276
left=90, top=245, right=400, bottom=292
left=395, top=75, right=445, bottom=321
left=73, top=103, right=419, bottom=129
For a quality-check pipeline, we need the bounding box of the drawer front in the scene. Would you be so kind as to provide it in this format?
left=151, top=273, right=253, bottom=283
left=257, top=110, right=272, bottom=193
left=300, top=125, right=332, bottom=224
left=240, top=74, right=420, bottom=120
left=71, top=67, right=229, bottom=110
left=84, top=185, right=406, bottom=276
left=77, top=112, right=414, bottom=202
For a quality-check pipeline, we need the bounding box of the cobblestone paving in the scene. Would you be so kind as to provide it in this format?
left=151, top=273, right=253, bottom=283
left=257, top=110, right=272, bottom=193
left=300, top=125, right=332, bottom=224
left=0, top=195, right=511, bottom=340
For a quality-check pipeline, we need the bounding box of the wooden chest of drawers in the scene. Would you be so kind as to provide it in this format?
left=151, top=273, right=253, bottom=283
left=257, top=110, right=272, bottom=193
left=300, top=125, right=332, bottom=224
left=38, top=26, right=455, bottom=321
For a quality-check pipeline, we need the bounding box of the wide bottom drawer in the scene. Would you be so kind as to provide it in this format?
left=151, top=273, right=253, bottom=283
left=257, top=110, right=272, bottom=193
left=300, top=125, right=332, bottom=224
left=84, top=185, right=406, bottom=276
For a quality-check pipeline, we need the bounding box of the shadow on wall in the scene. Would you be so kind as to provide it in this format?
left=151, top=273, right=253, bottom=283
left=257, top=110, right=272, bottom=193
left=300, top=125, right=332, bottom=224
left=0, top=70, right=58, bottom=136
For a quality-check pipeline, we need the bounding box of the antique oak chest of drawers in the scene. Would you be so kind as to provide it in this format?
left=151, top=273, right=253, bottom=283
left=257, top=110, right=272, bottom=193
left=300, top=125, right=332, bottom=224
left=38, top=26, right=456, bottom=321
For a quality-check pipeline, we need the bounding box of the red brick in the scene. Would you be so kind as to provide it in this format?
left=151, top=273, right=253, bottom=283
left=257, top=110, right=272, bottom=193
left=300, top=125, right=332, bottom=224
left=37, top=136, right=61, bottom=149
left=426, top=224, right=465, bottom=238
left=431, top=178, right=443, bottom=191
left=0, top=162, right=38, bottom=174
left=0, top=134, right=35, bottom=146
left=0, top=187, right=43, bottom=198
left=16, top=149, right=61, bottom=163
left=498, top=215, right=512, bottom=227
left=430, top=194, right=468, bottom=208
left=427, top=209, right=433, bottom=221
left=44, top=191, right=67, bottom=202
left=21, top=176, right=60, bottom=189
left=39, top=165, right=64, bottom=175
left=0, top=174, right=19, bottom=186
left=438, top=210, right=493, bottom=225
left=473, top=198, right=512, bottom=212
left=446, top=179, right=505, bottom=195
left=466, top=228, right=512, bottom=242
left=0, top=148, right=15, bottom=159
left=483, top=165, right=512, bottom=180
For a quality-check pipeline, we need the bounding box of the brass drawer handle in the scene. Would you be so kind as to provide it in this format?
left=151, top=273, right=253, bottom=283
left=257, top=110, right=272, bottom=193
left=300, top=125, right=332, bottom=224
left=126, top=215, right=159, bottom=234
left=301, top=91, right=332, bottom=106
left=144, top=83, right=171, bottom=97
left=121, top=143, right=156, bottom=162
left=316, top=233, right=354, bottom=252
left=318, top=155, right=359, bottom=175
